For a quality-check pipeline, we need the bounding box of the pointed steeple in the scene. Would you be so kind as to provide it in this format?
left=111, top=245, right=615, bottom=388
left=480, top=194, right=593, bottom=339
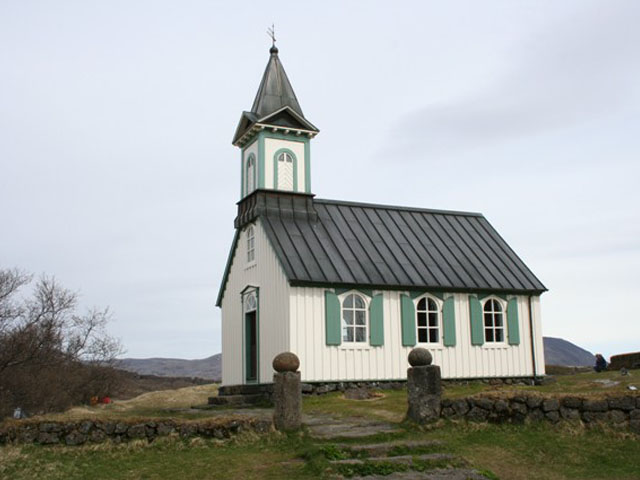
left=232, top=46, right=318, bottom=146
left=233, top=44, right=319, bottom=201
left=251, top=46, right=305, bottom=119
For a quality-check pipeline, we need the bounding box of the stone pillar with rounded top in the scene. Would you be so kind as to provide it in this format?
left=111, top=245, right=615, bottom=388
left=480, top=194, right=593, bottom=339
left=406, top=348, right=442, bottom=424
left=272, top=352, right=302, bottom=431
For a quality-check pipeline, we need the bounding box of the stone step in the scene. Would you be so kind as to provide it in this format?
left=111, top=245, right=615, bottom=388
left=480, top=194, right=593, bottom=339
left=333, top=439, right=443, bottom=457
left=308, top=421, right=402, bottom=439
left=207, top=393, right=271, bottom=406
left=347, top=468, right=492, bottom=479
left=330, top=453, right=458, bottom=466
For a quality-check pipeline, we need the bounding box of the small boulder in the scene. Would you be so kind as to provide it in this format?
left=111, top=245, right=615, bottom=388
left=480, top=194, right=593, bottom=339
left=89, top=429, right=107, bottom=443
left=545, top=411, right=560, bottom=423
left=127, top=424, right=146, bottom=439
left=467, top=406, right=489, bottom=422
left=608, top=396, right=635, bottom=411
left=561, top=396, right=583, bottom=409
left=560, top=407, right=581, bottom=421
left=452, top=399, right=470, bottom=416
left=494, top=399, right=509, bottom=413
left=529, top=408, right=545, bottom=422
left=542, top=399, right=560, bottom=412
left=583, top=399, right=608, bottom=412
left=344, top=388, right=381, bottom=400
left=526, top=396, right=543, bottom=409
left=38, top=432, right=60, bottom=444
left=473, top=397, right=494, bottom=411
left=114, top=423, right=128, bottom=434
left=65, top=431, right=87, bottom=446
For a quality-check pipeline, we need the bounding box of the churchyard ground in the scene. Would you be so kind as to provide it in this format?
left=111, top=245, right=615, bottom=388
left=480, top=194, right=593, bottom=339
left=1, top=369, right=639, bottom=479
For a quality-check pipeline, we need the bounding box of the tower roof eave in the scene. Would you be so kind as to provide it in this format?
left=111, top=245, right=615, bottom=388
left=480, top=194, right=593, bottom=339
left=232, top=106, right=319, bottom=146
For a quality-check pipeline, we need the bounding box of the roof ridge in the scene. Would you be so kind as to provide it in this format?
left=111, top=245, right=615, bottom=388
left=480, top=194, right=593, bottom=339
left=314, top=198, right=484, bottom=217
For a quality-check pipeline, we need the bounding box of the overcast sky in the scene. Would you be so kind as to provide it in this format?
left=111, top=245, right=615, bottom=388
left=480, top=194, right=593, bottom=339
left=1, top=1, right=638, bottom=360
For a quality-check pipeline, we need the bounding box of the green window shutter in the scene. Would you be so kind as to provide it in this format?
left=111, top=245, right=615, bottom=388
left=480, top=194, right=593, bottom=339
left=369, top=294, right=384, bottom=346
left=325, top=290, right=341, bottom=346
left=442, top=297, right=456, bottom=347
left=469, top=295, right=484, bottom=346
left=507, top=297, right=520, bottom=345
left=400, top=294, right=416, bottom=347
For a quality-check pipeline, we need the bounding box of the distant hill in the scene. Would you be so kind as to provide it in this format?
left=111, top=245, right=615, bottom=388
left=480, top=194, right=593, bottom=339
left=543, top=337, right=595, bottom=367
left=117, top=354, right=221, bottom=381
left=116, top=337, right=593, bottom=380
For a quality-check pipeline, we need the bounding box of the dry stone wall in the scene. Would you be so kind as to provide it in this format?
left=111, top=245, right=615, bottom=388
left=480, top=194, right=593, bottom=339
left=609, top=352, right=640, bottom=370
left=441, top=394, right=640, bottom=433
left=0, top=417, right=273, bottom=446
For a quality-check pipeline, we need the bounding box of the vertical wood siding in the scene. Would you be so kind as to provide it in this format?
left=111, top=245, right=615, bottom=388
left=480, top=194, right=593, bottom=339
left=220, top=220, right=290, bottom=386
left=531, top=295, right=546, bottom=375
left=289, top=288, right=544, bottom=381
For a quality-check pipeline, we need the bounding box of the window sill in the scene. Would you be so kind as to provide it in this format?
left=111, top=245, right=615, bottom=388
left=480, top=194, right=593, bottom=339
left=339, top=343, right=371, bottom=350
left=416, top=343, right=445, bottom=350
left=481, top=343, right=509, bottom=350
left=245, top=262, right=257, bottom=270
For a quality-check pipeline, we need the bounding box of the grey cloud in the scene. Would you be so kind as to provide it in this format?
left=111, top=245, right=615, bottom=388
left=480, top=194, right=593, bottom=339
left=387, top=1, right=640, bottom=158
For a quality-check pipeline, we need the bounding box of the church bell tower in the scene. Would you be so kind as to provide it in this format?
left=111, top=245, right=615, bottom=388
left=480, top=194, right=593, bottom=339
left=232, top=45, right=319, bottom=200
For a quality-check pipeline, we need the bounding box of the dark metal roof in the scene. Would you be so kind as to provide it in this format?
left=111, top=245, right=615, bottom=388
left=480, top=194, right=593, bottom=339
left=217, top=193, right=547, bottom=305
left=251, top=47, right=304, bottom=119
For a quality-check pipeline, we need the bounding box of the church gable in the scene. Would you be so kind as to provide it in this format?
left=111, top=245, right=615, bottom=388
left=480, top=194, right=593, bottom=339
left=258, top=107, right=318, bottom=132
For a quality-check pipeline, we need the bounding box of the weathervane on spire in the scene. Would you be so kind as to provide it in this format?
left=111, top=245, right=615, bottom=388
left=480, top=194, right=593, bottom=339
left=267, top=23, right=276, bottom=48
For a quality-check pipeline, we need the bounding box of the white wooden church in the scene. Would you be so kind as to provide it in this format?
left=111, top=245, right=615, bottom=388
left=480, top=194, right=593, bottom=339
left=217, top=45, right=547, bottom=388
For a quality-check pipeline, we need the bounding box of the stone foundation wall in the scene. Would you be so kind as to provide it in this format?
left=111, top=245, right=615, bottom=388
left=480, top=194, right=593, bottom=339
left=609, top=352, right=640, bottom=370
left=441, top=394, right=640, bottom=433
left=0, top=417, right=273, bottom=446
left=300, top=377, right=537, bottom=395
left=219, top=377, right=540, bottom=398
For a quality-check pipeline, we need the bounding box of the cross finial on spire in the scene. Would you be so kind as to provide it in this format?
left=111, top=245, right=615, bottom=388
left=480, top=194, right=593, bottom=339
left=267, top=24, right=277, bottom=52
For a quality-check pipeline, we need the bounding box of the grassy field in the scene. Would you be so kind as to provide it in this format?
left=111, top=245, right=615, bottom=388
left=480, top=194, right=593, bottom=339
left=2, top=421, right=638, bottom=479
left=1, top=370, right=639, bottom=479
left=25, top=384, right=221, bottom=422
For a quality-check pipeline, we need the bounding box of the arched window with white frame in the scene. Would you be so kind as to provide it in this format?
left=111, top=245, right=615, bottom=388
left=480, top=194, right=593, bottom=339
left=342, top=293, right=367, bottom=343
left=246, top=154, right=256, bottom=194
left=416, top=296, right=440, bottom=343
left=483, top=298, right=505, bottom=342
left=246, top=225, right=255, bottom=263
left=276, top=151, right=294, bottom=191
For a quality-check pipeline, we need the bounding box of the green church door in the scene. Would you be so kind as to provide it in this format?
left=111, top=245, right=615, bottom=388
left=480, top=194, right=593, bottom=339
left=245, top=311, right=258, bottom=383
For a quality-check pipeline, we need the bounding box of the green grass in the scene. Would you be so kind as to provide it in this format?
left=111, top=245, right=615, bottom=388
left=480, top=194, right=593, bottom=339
left=0, top=433, right=315, bottom=480
left=426, top=421, right=640, bottom=480
left=304, top=389, right=408, bottom=422
left=441, top=369, right=638, bottom=398
left=3, top=423, right=638, bottom=480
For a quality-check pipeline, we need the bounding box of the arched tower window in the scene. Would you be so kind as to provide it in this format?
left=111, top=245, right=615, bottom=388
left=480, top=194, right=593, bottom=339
left=276, top=151, right=294, bottom=191
left=246, top=154, right=256, bottom=194
left=246, top=225, right=255, bottom=263
left=483, top=299, right=504, bottom=342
